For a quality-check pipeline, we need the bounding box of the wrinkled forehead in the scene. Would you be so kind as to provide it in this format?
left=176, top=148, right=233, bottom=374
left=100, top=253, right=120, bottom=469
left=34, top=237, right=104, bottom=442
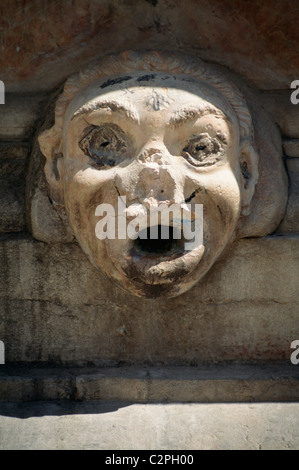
left=64, top=72, right=239, bottom=130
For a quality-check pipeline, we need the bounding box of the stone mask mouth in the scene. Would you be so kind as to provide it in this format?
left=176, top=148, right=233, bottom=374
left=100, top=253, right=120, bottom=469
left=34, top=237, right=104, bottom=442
left=109, top=222, right=205, bottom=289
left=132, top=225, right=186, bottom=259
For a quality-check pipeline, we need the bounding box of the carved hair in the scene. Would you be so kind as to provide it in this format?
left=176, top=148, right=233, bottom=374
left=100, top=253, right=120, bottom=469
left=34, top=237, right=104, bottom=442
left=48, top=50, right=254, bottom=150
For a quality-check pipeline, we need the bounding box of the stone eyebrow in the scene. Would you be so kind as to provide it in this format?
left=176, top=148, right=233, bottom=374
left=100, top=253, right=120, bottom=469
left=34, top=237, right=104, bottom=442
left=169, top=106, right=225, bottom=125
left=72, top=100, right=139, bottom=123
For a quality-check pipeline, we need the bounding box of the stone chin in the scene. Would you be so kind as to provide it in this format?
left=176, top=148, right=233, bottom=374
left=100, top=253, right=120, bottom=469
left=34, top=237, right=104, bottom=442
left=106, top=238, right=206, bottom=299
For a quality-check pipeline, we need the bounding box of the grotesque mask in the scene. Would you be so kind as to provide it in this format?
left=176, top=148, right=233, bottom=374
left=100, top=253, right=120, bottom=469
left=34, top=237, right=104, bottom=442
left=37, top=51, right=287, bottom=298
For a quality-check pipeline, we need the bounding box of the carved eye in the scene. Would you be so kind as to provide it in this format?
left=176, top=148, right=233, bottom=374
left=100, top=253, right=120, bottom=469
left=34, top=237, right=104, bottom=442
left=79, top=124, right=129, bottom=168
left=182, top=133, right=222, bottom=167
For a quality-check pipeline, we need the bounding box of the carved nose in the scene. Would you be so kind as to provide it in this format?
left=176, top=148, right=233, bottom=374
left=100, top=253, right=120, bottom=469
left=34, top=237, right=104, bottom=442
left=137, top=147, right=171, bottom=166
left=136, top=166, right=176, bottom=204
left=134, top=146, right=185, bottom=205
left=115, top=145, right=185, bottom=207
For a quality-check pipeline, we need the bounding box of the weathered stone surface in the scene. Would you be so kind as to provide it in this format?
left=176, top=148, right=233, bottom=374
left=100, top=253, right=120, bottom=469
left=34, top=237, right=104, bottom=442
left=0, top=235, right=298, bottom=363
left=30, top=187, right=74, bottom=243
left=0, top=143, right=29, bottom=233
left=278, top=159, right=299, bottom=233
left=283, top=139, right=299, bottom=158
left=0, top=364, right=298, bottom=403
left=0, top=94, right=46, bottom=141
left=260, top=91, right=299, bottom=139
left=0, top=402, right=299, bottom=450
left=0, top=143, right=29, bottom=177
left=0, top=190, right=24, bottom=233
left=0, top=3, right=298, bottom=434
left=1, top=0, right=299, bottom=93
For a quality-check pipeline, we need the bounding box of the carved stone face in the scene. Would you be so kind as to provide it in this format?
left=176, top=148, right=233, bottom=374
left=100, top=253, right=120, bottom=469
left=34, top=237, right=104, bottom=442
left=58, top=73, right=248, bottom=297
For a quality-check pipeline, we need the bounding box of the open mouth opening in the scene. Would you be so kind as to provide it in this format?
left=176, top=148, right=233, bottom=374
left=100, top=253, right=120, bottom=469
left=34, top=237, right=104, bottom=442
left=134, top=225, right=184, bottom=256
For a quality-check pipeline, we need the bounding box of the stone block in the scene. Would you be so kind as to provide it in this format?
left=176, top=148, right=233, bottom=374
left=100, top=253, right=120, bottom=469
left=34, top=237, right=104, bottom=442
left=0, top=191, right=25, bottom=233
left=0, top=364, right=298, bottom=403
left=0, top=143, right=29, bottom=233
left=0, top=143, right=29, bottom=178
left=283, top=139, right=299, bottom=158
left=0, top=94, right=46, bottom=141
left=0, top=235, right=298, bottom=364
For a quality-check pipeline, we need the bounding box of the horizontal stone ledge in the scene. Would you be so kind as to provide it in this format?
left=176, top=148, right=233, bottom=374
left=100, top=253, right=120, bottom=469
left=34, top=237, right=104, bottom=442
left=283, top=139, right=299, bottom=158
left=0, top=93, right=47, bottom=141
left=1, top=234, right=299, bottom=305
left=0, top=363, right=298, bottom=403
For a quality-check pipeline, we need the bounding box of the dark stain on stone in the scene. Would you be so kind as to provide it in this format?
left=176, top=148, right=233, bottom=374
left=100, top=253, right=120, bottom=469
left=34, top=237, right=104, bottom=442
left=53, top=153, right=62, bottom=181
left=185, top=187, right=202, bottom=203
left=73, top=203, right=83, bottom=232
left=181, top=77, right=197, bottom=84
left=241, top=161, right=251, bottom=189
left=145, top=0, right=158, bottom=6
left=101, top=76, right=132, bottom=89
left=136, top=74, right=157, bottom=82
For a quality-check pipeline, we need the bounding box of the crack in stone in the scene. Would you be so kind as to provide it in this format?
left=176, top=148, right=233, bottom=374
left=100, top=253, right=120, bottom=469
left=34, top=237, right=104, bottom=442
left=184, top=188, right=201, bottom=203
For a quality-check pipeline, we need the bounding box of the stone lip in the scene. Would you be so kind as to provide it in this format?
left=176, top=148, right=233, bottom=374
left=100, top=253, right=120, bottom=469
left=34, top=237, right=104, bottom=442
left=0, top=362, right=298, bottom=403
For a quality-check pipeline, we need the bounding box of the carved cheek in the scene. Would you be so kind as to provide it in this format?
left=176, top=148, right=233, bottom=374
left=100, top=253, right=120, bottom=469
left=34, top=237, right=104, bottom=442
left=63, top=167, right=118, bottom=236
left=184, top=167, right=241, bottom=241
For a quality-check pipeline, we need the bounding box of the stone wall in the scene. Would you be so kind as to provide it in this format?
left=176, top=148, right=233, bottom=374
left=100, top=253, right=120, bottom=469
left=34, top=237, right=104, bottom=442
left=1, top=0, right=299, bottom=365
